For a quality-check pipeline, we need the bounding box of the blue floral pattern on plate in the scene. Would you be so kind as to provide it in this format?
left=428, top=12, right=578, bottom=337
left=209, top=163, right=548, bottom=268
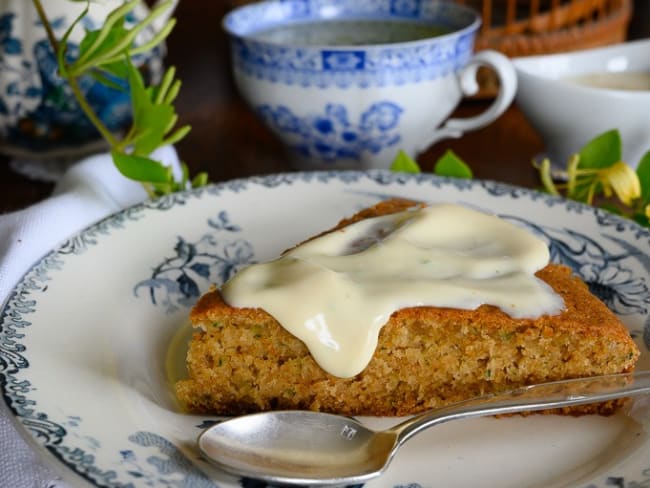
left=134, top=211, right=255, bottom=313
left=0, top=172, right=649, bottom=487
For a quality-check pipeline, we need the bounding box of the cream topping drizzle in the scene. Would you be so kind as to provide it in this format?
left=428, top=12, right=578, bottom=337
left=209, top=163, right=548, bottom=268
left=221, top=203, right=564, bottom=378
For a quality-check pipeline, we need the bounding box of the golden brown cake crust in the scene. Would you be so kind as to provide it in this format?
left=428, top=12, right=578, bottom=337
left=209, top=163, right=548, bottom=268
left=176, top=199, right=640, bottom=416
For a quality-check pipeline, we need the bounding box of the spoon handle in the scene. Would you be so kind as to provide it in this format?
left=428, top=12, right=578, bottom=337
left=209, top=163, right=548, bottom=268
left=393, top=370, right=650, bottom=445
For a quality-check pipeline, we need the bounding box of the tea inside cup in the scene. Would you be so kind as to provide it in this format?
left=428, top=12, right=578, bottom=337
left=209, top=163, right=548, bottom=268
left=223, top=0, right=517, bottom=171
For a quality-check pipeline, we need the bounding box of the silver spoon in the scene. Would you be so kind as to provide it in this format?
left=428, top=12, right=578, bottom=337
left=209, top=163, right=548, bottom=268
left=198, top=370, right=650, bottom=486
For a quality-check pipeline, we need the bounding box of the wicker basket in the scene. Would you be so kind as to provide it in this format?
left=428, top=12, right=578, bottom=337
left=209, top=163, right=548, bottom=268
left=458, top=0, right=632, bottom=56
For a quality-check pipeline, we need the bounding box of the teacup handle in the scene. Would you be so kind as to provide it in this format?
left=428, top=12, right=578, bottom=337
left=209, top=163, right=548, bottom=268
left=429, top=50, right=517, bottom=145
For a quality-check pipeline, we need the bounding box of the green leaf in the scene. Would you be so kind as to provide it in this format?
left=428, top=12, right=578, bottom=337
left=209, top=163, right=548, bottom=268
left=56, top=1, right=89, bottom=76
left=153, top=66, right=176, bottom=104
left=74, top=20, right=131, bottom=73
left=123, top=58, right=185, bottom=155
left=87, top=2, right=175, bottom=70
left=87, top=68, right=126, bottom=91
left=112, top=151, right=172, bottom=183
left=124, top=60, right=168, bottom=154
left=125, top=57, right=147, bottom=105
left=70, top=0, right=142, bottom=73
left=390, top=150, right=420, bottom=173
left=77, top=29, right=102, bottom=62
left=134, top=104, right=175, bottom=155
left=163, top=79, right=181, bottom=105
left=578, top=129, right=622, bottom=169
left=99, top=58, right=130, bottom=80
left=434, top=150, right=473, bottom=178
left=192, top=172, right=209, bottom=188
left=636, top=150, right=650, bottom=205
left=162, top=125, right=191, bottom=147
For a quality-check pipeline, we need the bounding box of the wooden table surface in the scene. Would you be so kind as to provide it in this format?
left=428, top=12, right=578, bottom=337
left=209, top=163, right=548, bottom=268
left=1, top=1, right=647, bottom=214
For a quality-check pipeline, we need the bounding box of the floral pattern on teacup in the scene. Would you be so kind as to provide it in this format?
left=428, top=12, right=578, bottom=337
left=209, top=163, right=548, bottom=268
left=257, top=101, right=403, bottom=163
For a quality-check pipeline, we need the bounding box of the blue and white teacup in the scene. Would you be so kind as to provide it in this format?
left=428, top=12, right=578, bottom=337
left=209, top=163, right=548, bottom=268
left=0, top=0, right=175, bottom=160
left=223, top=0, right=517, bottom=170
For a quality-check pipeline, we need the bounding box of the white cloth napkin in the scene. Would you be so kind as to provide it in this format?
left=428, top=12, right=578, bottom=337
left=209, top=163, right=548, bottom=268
left=0, top=146, right=180, bottom=488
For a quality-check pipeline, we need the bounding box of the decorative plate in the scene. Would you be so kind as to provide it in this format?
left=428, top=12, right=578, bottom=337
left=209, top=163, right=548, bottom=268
left=1, top=171, right=649, bottom=488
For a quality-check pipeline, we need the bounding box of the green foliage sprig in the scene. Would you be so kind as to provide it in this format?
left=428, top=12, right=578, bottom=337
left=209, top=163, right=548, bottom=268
left=537, top=129, right=649, bottom=228
left=32, top=0, right=207, bottom=197
left=390, top=131, right=649, bottom=229
left=391, top=149, right=473, bottom=178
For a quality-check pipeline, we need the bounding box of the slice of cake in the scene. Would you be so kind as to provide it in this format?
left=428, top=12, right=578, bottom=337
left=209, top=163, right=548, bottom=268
left=175, top=199, right=639, bottom=416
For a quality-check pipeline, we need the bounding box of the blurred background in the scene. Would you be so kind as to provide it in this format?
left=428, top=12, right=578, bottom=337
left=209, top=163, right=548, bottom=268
left=1, top=0, right=649, bottom=212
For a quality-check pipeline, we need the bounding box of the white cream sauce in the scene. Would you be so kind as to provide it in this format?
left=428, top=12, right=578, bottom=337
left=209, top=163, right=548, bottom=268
left=221, top=203, right=564, bottom=378
left=564, top=71, right=650, bottom=91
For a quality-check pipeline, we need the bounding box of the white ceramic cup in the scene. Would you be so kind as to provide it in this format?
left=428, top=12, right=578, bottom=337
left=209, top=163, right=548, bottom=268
left=223, top=0, right=517, bottom=171
left=514, top=39, right=650, bottom=170
left=0, top=0, right=176, bottom=160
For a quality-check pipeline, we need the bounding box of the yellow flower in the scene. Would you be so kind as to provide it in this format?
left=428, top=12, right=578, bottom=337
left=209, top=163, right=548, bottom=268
left=646, top=204, right=650, bottom=219
left=597, top=161, right=641, bottom=206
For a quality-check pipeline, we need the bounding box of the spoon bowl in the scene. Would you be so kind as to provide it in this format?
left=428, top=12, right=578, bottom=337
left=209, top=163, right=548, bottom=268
left=199, top=410, right=396, bottom=485
left=198, top=371, right=650, bottom=486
